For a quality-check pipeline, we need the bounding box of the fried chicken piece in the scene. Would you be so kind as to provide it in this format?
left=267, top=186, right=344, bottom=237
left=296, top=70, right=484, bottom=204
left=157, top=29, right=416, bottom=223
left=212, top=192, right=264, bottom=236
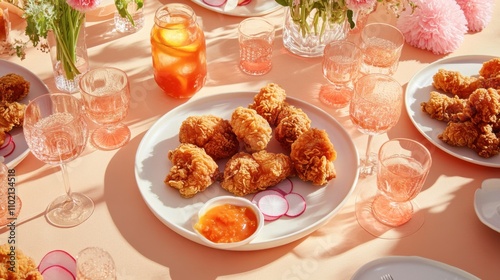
left=230, top=106, right=272, bottom=153
left=275, top=104, right=312, bottom=152
left=463, top=88, right=500, bottom=124
left=479, top=57, right=500, bottom=78
left=420, top=91, right=467, bottom=122
left=290, top=128, right=337, bottom=185
left=0, top=244, right=43, bottom=280
left=438, top=121, right=480, bottom=147
left=0, top=73, right=30, bottom=102
left=248, top=83, right=287, bottom=126
left=432, top=69, right=500, bottom=98
left=178, top=115, right=239, bottom=160
left=221, top=150, right=294, bottom=196
left=0, top=101, right=25, bottom=145
left=438, top=122, right=500, bottom=158
left=432, top=69, right=483, bottom=98
left=164, top=143, right=220, bottom=198
left=472, top=124, right=500, bottom=158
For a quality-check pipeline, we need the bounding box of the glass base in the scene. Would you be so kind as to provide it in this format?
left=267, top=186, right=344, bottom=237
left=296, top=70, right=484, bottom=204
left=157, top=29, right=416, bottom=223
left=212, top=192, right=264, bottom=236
left=359, top=151, right=378, bottom=177
left=319, top=84, right=352, bottom=108
left=0, top=196, right=22, bottom=227
left=46, top=193, right=94, bottom=228
left=91, top=124, right=131, bottom=151
left=355, top=185, right=424, bottom=239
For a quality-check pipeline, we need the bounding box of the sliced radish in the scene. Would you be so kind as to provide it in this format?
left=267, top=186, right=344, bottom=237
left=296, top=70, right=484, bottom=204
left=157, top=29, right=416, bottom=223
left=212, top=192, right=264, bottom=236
left=0, top=132, right=12, bottom=149
left=251, top=189, right=283, bottom=205
left=263, top=213, right=281, bottom=221
left=40, top=265, right=75, bottom=280
left=203, top=0, right=227, bottom=7
left=258, top=193, right=289, bottom=218
left=284, top=193, right=307, bottom=217
left=238, top=0, right=252, bottom=5
left=0, top=140, right=15, bottom=157
left=269, top=178, right=293, bottom=195
left=38, top=250, right=76, bottom=278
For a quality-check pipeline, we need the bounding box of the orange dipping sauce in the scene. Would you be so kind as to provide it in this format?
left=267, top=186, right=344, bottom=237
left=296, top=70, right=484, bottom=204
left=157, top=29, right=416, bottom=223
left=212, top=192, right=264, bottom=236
left=194, top=204, right=259, bottom=243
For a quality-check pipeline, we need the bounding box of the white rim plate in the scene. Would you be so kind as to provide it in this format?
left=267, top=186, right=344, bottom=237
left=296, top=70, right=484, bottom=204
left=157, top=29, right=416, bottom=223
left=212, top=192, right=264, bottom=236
left=190, top=0, right=282, bottom=17
left=351, top=256, right=480, bottom=280
left=134, top=92, right=359, bottom=251
left=405, top=55, right=500, bottom=168
left=474, top=178, right=500, bottom=232
left=0, top=60, right=50, bottom=168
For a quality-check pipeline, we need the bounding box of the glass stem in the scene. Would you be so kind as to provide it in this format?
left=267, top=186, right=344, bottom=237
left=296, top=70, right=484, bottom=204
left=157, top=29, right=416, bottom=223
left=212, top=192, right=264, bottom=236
left=365, top=134, right=374, bottom=163
left=60, top=163, right=73, bottom=202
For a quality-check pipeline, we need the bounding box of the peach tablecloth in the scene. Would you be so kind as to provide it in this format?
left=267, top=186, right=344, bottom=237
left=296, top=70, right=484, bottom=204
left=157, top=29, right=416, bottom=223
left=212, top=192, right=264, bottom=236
left=1, top=1, right=499, bottom=279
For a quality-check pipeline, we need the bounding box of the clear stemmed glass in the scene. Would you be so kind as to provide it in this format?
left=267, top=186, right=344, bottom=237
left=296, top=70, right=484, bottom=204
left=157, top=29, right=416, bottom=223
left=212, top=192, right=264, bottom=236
left=356, top=138, right=432, bottom=239
left=320, top=40, right=362, bottom=108
left=349, top=74, right=403, bottom=177
left=23, top=93, right=94, bottom=227
left=79, top=67, right=131, bottom=151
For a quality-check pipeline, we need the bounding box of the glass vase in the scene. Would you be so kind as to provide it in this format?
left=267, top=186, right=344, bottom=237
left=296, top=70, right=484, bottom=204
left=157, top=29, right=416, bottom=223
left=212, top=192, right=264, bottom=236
left=48, top=17, right=89, bottom=93
left=282, top=6, right=351, bottom=57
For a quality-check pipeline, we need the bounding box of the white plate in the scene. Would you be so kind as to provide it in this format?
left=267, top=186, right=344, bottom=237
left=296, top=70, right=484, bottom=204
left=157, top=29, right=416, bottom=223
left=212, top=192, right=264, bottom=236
left=190, top=0, right=282, bottom=17
left=405, top=55, right=500, bottom=168
left=474, top=178, right=500, bottom=232
left=134, top=92, right=359, bottom=251
left=351, top=256, right=480, bottom=280
left=0, top=60, right=49, bottom=168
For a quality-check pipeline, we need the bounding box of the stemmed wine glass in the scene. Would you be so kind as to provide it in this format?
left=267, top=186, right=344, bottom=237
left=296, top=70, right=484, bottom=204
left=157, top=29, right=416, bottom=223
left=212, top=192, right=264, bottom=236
left=23, top=93, right=94, bottom=227
left=320, top=40, right=362, bottom=108
left=356, top=138, right=432, bottom=239
left=79, top=67, right=131, bottom=151
left=349, top=74, right=403, bottom=177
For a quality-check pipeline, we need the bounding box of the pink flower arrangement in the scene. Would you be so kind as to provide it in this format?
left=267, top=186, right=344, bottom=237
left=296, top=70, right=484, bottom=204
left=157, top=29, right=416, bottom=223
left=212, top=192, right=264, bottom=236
left=66, top=0, right=101, bottom=12
left=455, top=0, right=494, bottom=32
left=396, top=0, right=468, bottom=54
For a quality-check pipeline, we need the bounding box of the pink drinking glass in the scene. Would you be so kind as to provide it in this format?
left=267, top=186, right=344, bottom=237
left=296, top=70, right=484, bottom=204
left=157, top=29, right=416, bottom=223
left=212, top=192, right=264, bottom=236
left=320, top=40, right=362, bottom=108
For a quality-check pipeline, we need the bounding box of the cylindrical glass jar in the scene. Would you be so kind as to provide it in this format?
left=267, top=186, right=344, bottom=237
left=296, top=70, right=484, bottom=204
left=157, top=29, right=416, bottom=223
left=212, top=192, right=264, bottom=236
left=151, top=3, right=207, bottom=99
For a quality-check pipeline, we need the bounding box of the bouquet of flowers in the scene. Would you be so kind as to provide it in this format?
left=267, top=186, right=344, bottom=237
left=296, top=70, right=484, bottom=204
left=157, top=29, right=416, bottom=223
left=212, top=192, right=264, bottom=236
left=275, top=0, right=416, bottom=38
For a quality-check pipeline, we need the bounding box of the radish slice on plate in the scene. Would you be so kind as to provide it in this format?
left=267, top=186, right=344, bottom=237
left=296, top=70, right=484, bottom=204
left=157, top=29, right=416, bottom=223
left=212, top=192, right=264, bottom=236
left=258, top=193, right=289, bottom=218
left=238, top=0, right=252, bottom=5
left=203, top=0, right=227, bottom=7
left=251, top=189, right=283, bottom=205
left=40, top=265, right=75, bottom=280
left=38, top=250, right=76, bottom=278
left=269, top=178, right=294, bottom=195
left=284, top=193, right=307, bottom=217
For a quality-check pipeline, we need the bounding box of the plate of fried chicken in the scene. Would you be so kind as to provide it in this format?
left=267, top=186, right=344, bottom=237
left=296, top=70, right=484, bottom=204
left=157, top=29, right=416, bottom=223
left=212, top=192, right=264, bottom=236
left=135, top=84, right=359, bottom=250
left=406, top=55, right=500, bottom=168
left=0, top=60, right=49, bottom=168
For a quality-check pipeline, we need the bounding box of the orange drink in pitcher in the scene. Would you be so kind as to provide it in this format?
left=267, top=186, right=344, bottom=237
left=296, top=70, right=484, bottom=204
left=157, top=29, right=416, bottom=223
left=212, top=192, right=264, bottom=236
left=151, top=3, right=207, bottom=99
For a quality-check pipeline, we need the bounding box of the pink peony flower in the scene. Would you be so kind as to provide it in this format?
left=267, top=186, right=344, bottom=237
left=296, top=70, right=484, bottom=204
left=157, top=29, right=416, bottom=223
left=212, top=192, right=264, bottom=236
left=66, top=0, right=101, bottom=12
left=455, top=0, right=494, bottom=32
left=396, top=0, right=467, bottom=55
left=345, top=0, right=378, bottom=11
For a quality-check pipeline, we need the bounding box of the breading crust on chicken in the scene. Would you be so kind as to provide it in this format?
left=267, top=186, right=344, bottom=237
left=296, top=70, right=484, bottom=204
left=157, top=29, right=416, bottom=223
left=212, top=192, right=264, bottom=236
left=221, top=150, right=294, bottom=196
left=165, top=143, right=220, bottom=198
left=290, top=128, right=337, bottom=185
left=178, top=115, right=239, bottom=160
left=248, top=83, right=287, bottom=126
left=230, top=106, right=272, bottom=153
left=274, top=104, right=312, bottom=152
left=0, top=73, right=30, bottom=103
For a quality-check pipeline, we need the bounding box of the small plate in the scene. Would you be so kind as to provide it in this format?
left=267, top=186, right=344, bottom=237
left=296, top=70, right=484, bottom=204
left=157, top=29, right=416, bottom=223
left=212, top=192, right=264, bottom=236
left=474, top=178, right=500, bottom=232
left=190, top=0, right=282, bottom=17
left=351, top=256, right=479, bottom=280
left=0, top=60, right=50, bottom=168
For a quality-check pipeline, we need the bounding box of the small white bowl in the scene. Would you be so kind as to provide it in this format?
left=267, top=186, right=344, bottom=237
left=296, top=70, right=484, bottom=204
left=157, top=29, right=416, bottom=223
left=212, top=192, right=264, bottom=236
left=193, top=196, right=264, bottom=249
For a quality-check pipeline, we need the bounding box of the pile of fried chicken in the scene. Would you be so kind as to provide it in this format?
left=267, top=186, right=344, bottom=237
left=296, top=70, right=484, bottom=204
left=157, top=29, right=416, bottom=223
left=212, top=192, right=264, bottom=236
left=0, top=73, right=29, bottom=146
left=164, top=83, right=338, bottom=198
left=420, top=57, right=500, bottom=158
